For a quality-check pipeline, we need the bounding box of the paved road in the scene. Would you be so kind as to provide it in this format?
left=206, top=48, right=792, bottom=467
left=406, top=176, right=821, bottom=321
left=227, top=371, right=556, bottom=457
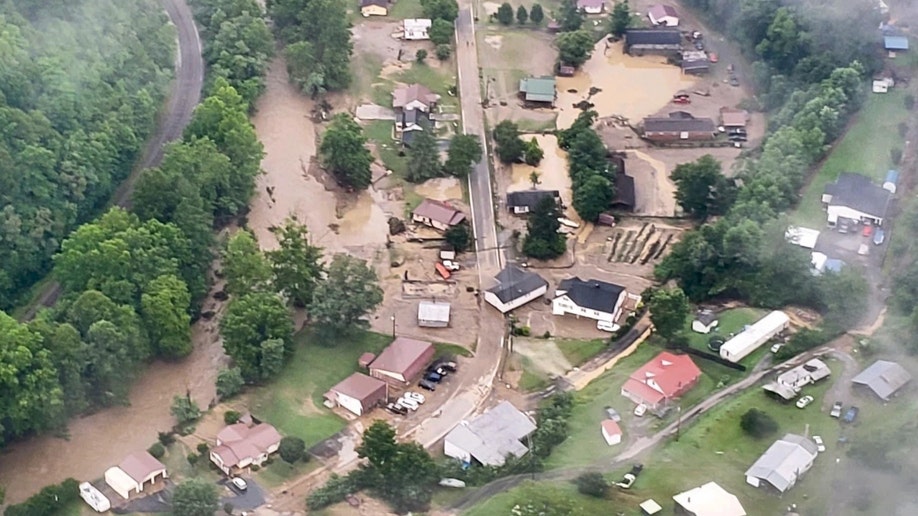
left=447, top=345, right=842, bottom=512
left=20, top=0, right=204, bottom=321
left=455, top=5, right=501, bottom=279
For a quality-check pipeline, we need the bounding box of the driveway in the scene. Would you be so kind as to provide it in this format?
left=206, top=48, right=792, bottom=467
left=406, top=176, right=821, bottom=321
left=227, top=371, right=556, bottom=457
left=219, top=477, right=266, bottom=511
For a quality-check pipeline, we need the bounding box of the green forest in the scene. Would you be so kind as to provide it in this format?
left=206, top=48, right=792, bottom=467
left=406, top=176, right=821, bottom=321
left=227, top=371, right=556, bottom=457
left=0, top=0, right=175, bottom=309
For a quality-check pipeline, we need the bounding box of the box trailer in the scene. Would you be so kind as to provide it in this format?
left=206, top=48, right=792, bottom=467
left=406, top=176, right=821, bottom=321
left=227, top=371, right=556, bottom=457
left=719, top=310, right=790, bottom=363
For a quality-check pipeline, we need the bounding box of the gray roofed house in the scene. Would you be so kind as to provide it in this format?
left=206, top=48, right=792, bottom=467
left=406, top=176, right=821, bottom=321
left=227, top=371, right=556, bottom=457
left=611, top=170, right=635, bottom=211
left=643, top=114, right=716, bottom=142
left=822, top=173, right=892, bottom=226
left=484, top=265, right=549, bottom=313
left=519, top=76, right=557, bottom=105
left=417, top=301, right=450, bottom=327
left=745, top=433, right=819, bottom=493
left=851, top=360, right=912, bottom=401
left=763, top=358, right=831, bottom=400
left=624, top=29, right=682, bottom=55
left=506, top=189, right=561, bottom=214
left=443, top=401, right=537, bottom=466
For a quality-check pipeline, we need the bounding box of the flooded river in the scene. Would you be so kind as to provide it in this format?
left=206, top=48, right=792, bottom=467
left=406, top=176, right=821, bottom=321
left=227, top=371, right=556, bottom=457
left=556, top=41, right=696, bottom=129
left=0, top=302, right=226, bottom=504
left=247, top=59, right=388, bottom=254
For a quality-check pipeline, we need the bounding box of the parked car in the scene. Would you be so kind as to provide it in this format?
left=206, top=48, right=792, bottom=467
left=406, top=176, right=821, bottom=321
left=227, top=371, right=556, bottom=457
left=634, top=404, right=647, bottom=417
left=597, top=320, right=617, bottom=332
left=813, top=435, right=826, bottom=452
left=405, top=391, right=426, bottom=404
left=770, top=343, right=783, bottom=354
left=858, top=243, right=869, bottom=256
left=442, top=260, right=460, bottom=271
left=435, top=366, right=450, bottom=376
left=437, top=361, right=458, bottom=373
left=386, top=402, right=408, bottom=415
left=605, top=407, right=621, bottom=421
left=397, top=397, right=419, bottom=411
left=830, top=401, right=843, bottom=418
left=694, top=40, right=704, bottom=50
left=708, top=52, right=718, bottom=63
left=862, top=224, right=873, bottom=237
left=796, top=395, right=815, bottom=409
left=231, top=478, right=248, bottom=492
left=874, top=229, right=885, bottom=245
left=418, top=379, right=437, bottom=391
left=673, top=97, right=691, bottom=104
left=615, top=464, right=644, bottom=489
left=838, top=218, right=852, bottom=233
left=842, top=406, right=859, bottom=424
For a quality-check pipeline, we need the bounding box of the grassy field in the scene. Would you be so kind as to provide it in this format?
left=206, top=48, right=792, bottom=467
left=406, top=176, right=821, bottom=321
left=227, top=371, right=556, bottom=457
left=463, top=481, right=614, bottom=516
left=365, top=120, right=408, bottom=177
left=518, top=355, right=551, bottom=392
left=257, top=458, right=320, bottom=489
left=555, top=338, right=608, bottom=367
left=792, top=89, right=910, bottom=227
left=387, top=0, right=424, bottom=18
left=250, top=329, right=392, bottom=447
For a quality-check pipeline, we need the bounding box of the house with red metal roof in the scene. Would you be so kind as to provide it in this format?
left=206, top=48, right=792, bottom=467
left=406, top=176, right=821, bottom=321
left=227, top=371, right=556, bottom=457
left=621, top=351, right=702, bottom=412
left=369, top=337, right=435, bottom=384
left=324, top=372, right=389, bottom=416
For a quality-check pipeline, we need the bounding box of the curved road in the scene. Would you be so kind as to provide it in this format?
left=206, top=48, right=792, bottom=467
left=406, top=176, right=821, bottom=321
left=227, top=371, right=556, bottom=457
left=21, top=0, right=203, bottom=320
left=448, top=345, right=846, bottom=512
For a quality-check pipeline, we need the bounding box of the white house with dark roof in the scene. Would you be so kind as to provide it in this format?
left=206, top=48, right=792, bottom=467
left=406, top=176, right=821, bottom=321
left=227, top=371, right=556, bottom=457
left=552, top=277, right=626, bottom=324
left=506, top=189, right=561, bottom=214
left=745, top=434, right=818, bottom=493
left=852, top=360, right=912, bottom=401
left=822, top=173, right=892, bottom=226
left=484, top=265, right=548, bottom=313
left=692, top=310, right=719, bottom=334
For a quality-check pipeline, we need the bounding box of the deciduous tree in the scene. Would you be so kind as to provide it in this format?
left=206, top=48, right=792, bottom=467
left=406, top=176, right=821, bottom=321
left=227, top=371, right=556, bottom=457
left=221, top=292, right=293, bottom=381
left=172, top=480, right=218, bottom=516
left=320, top=114, right=374, bottom=190
left=572, top=174, right=613, bottom=222
left=309, top=254, right=384, bottom=334
left=266, top=219, right=325, bottom=307
left=279, top=436, right=307, bottom=463
left=445, top=223, right=472, bottom=252
left=610, top=0, right=631, bottom=37
left=516, top=5, right=528, bottom=24
left=523, top=197, right=566, bottom=260
left=141, top=274, right=192, bottom=359
left=648, top=287, right=690, bottom=340
left=405, top=129, right=442, bottom=183
left=170, top=394, right=202, bottom=425
left=523, top=137, right=544, bottom=166
left=558, top=0, right=584, bottom=32
left=557, top=30, right=594, bottom=67
left=216, top=367, right=245, bottom=399
left=444, top=134, right=482, bottom=177
left=429, top=18, right=454, bottom=46
left=222, top=230, right=274, bottom=296
left=421, top=0, right=459, bottom=21
left=493, top=120, right=525, bottom=163
left=671, top=155, right=736, bottom=220
left=740, top=408, right=778, bottom=438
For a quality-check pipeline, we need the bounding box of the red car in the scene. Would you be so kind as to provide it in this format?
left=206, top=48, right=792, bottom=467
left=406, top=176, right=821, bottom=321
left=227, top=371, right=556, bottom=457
left=862, top=225, right=873, bottom=237
left=708, top=52, right=719, bottom=63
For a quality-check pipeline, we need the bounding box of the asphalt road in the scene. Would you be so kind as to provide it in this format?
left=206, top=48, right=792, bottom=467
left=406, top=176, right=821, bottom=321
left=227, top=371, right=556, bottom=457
left=455, top=6, right=501, bottom=279
left=21, top=0, right=203, bottom=321
left=447, top=344, right=844, bottom=512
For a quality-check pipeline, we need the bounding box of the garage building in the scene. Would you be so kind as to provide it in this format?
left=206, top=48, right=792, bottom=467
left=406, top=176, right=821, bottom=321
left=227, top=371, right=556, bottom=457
left=104, top=451, right=167, bottom=500
left=324, top=372, right=388, bottom=416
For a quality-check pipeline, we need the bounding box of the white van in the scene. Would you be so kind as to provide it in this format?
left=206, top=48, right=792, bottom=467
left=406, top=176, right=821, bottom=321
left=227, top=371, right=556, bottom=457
left=597, top=320, right=619, bottom=333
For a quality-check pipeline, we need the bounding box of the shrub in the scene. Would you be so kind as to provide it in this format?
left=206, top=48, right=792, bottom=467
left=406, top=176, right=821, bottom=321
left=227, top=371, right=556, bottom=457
left=224, top=410, right=242, bottom=424
left=171, top=395, right=202, bottom=424
left=435, top=44, right=452, bottom=60
left=187, top=452, right=199, bottom=466
left=148, top=442, right=166, bottom=459
left=415, top=49, right=428, bottom=63
left=740, top=408, right=778, bottom=438
left=158, top=431, right=176, bottom=446
left=197, top=442, right=210, bottom=455
left=279, top=436, right=307, bottom=463
left=4, top=479, right=79, bottom=516
left=223, top=502, right=234, bottom=515
left=251, top=464, right=260, bottom=472
left=306, top=474, right=358, bottom=510
left=574, top=472, right=607, bottom=498
left=216, top=367, right=245, bottom=399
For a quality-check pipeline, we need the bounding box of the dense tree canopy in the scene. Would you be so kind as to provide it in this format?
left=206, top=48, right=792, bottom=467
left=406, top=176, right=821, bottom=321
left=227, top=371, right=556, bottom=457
left=671, top=155, right=737, bottom=220
left=320, top=114, right=374, bottom=190
left=266, top=219, right=325, bottom=308
left=557, top=30, right=594, bottom=68
left=405, top=129, right=443, bottom=183
left=268, top=0, right=354, bottom=93
left=610, top=0, right=631, bottom=37
left=0, top=0, right=175, bottom=309
left=647, top=287, right=690, bottom=340
left=221, top=292, right=294, bottom=382
left=493, top=121, right=526, bottom=164
left=172, top=480, right=219, bottom=516
left=444, top=134, right=483, bottom=178
left=523, top=198, right=567, bottom=260
left=420, top=0, right=459, bottom=22
left=559, top=111, right=615, bottom=222
left=356, top=421, right=439, bottom=513
left=309, top=254, right=384, bottom=335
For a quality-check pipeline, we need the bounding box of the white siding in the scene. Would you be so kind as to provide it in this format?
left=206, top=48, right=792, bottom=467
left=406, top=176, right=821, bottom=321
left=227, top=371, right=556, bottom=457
left=443, top=439, right=471, bottom=463
left=484, top=284, right=547, bottom=313
left=692, top=320, right=718, bottom=333
left=371, top=368, right=408, bottom=383
left=719, top=311, right=789, bottom=363
left=827, top=205, right=883, bottom=225
left=745, top=476, right=760, bottom=488
left=334, top=392, right=365, bottom=416
left=583, top=5, right=602, bottom=14
left=551, top=292, right=623, bottom=323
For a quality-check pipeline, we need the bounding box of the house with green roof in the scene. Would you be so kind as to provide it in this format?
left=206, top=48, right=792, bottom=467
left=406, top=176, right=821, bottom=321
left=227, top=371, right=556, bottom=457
left=519, top=76, right=556, bottom=106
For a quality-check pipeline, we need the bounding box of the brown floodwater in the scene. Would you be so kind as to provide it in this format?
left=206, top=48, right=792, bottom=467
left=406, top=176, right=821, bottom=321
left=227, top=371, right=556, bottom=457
left=556, top=41, right=696, bottom=129
left=247, top=59, right=388, bottom=254
left=0, top=291, right=227, bottom=504
left=413, top=177, right=463, bottom=202
left=507, top=134, right=581, bottom=223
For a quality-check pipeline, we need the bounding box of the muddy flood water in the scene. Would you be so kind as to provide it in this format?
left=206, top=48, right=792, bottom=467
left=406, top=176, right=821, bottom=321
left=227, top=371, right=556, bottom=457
left=556, top=41, right=696, bottom=129
left=508, top=135, right=580, bottom=222
left=247, top=59, right=388, bottom=255
left=0, top=302, right=227, bottom=504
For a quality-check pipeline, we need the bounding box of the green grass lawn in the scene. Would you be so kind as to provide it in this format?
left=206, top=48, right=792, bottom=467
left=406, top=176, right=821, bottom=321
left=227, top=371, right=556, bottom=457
left=792, top=90, right=910, bottom=227
left=682, top=307, right=764, bottom=353
left=555, top=338, right=608, bottom=367
left=387, top=0, right=424, bottom=18
left=463, top=481, right=614, bottom=516
left=256, top=458, right=320, bottom=489
left=434, top=342, right=474, bottom=359
left=518, top=355, right=551, bottom=392
left=250, top=329, right=392, bottom=447
left=365, top=120, right=407, bottom=177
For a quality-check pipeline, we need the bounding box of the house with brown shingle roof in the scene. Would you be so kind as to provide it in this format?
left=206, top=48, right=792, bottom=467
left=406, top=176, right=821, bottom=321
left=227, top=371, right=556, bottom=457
left=412, top=198, right=466, bottom=231
left=324, top=372, right=389, bottom=416
left=392, top=83, right=440, bottom=113
left=209, top=422, right=283, bottom=475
